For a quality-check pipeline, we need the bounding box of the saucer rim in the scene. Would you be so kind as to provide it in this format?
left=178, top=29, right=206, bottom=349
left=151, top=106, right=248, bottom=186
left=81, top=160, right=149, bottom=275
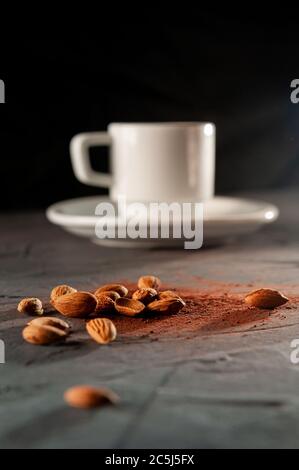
left=46, top=195, right=279, bottom=228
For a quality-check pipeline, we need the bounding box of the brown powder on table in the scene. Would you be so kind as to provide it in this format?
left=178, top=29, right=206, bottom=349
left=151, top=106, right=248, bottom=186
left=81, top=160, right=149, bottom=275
left=98, top=281, right=298, bottom=339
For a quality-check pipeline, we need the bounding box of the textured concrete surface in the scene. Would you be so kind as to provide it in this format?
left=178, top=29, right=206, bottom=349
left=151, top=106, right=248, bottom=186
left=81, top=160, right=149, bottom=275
left=1, top=189, right=299, bottom=449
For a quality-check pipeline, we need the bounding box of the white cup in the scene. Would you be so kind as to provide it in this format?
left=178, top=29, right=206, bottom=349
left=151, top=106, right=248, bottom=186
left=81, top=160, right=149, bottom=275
left=70, top=122, right=215, bottom=203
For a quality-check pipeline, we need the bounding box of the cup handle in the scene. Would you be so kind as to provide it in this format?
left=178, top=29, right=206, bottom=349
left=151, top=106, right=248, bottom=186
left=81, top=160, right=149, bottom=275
left=70, top=132, right=112, bottom=188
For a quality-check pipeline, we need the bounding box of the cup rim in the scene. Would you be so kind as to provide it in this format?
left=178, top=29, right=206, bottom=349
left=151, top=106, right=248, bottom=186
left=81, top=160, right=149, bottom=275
left=109, top=121, right=215, bottom=128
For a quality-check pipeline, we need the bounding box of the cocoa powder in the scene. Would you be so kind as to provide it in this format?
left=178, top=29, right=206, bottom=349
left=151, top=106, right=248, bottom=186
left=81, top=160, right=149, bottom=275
left=92, top=280, right=296, bottom=339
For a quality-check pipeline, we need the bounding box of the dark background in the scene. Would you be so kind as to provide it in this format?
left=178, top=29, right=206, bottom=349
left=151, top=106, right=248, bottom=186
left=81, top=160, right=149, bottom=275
left=1, top=18, right=299, bottom=210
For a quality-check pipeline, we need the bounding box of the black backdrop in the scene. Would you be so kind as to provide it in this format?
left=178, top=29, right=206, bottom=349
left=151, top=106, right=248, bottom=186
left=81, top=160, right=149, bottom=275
left=1, top=18, right=299, bottom=210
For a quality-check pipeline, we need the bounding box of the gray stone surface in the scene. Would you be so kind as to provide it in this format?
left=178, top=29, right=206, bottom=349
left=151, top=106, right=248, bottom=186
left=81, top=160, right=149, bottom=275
left=1, top=189, right=299, bottom=449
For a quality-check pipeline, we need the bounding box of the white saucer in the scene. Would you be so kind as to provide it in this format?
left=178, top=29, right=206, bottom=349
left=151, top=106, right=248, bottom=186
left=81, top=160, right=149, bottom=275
left=46, top=196, right=279, bottom=248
